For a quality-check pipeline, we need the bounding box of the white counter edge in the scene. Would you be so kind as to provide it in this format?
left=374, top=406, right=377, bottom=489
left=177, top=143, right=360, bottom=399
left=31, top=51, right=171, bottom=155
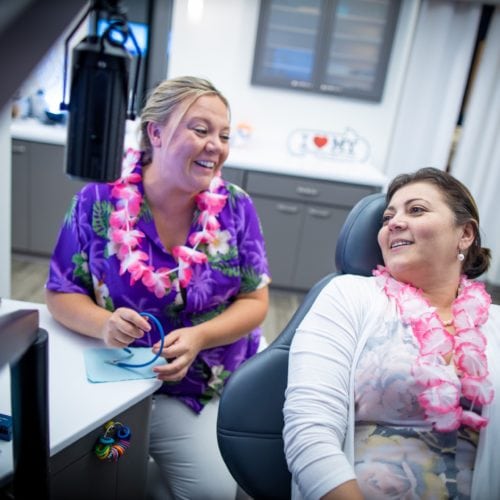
left=11, top=119, right=388, bottom=188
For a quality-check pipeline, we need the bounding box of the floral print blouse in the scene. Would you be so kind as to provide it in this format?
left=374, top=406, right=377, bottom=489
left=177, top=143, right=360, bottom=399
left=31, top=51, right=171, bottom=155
left=354, top=318, right=479, bottom=499
left=46, top=160, right=271, bottom=413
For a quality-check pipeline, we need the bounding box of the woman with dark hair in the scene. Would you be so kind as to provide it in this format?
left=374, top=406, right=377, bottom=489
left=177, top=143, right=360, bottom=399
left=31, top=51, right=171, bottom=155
left=284, top=167, right=499, bottom=499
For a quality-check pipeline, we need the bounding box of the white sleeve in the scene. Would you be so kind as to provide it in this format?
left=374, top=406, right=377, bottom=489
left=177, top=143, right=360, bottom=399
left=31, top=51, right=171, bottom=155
left=283, top=274, right=371, bottom=500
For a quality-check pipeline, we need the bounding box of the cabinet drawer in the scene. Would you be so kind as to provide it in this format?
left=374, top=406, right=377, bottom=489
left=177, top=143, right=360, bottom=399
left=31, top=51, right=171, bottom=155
left=252, top=196, right=304, bottom=288
left=246, top=171, right=376, bottom=206
left=12, top=140, right=28, bottom=154
left=51, top=397, right=151, bottom=500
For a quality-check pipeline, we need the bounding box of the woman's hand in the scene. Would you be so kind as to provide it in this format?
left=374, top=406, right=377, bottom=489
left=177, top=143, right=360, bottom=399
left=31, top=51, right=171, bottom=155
left=101, top=307, right=151, bottom=348
left=150, top=287, right=269, bottom=382
left=151, top=325, right=205, bottom=382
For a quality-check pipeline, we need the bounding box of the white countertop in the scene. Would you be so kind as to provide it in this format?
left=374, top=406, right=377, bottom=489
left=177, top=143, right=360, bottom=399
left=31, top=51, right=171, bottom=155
left=0, top=299, right=162, bottom=481
left=11, top=118, right=67, bottom=145
left=226, top=146, right=387, bottom=187
left=10, top=118, right=141, bottom=150
left=11, top=119, right=387, bottom=188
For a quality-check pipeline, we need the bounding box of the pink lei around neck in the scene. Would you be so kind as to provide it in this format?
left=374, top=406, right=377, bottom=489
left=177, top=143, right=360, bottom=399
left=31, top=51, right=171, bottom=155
left=373, top=265, right=494, bottom=432
left=108, top=149, right=228, bottom=298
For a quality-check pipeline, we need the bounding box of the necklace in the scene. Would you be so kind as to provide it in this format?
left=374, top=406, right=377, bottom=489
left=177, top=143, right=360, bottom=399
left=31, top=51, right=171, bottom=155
left=108, top=149, right=228, bottom=298
left=441, top=318, right=453, bottom=327
left=374, top=265, right=494, bottom=432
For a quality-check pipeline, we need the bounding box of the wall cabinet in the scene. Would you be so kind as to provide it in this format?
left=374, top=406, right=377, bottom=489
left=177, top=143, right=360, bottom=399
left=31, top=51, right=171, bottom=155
left=11, top=140, right=86, bottom=255
left=252, top=0, right=401, bottom=102
left=245, top=171, right=379, bottom=290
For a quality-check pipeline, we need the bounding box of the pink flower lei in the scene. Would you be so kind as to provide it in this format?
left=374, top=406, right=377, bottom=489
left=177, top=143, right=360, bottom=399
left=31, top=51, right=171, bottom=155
left=108, top=149, right=228, bottom=298
left=373, top=265, right=494, bottom=432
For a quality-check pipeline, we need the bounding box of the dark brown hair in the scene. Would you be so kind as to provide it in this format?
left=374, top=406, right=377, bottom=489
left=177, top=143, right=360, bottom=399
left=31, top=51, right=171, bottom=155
left=386, top=167, right=491, bottom=279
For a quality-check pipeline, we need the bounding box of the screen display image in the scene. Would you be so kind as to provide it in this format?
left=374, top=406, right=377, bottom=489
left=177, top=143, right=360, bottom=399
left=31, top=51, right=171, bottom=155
left=97, top=19, right=149, bottom=56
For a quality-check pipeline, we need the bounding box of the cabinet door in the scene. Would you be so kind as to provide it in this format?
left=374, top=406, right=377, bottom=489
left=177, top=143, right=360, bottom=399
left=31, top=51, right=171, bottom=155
left=252, top=196, right=304, bottom=288
left=29, top=142, right=87, bottom=255
left=50, top=397, right=151, bottom=500
left=222, top=166, right=245, bottom=188
left=11, top=140, right=30, bottom=251
left=293, top=204, right=350, bottom=289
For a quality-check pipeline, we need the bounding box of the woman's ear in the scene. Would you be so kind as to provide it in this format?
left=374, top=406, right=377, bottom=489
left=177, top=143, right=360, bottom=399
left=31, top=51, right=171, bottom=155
left=147, top=122, right=162, bottom=147
left=460, top=221, right=476, bottom=251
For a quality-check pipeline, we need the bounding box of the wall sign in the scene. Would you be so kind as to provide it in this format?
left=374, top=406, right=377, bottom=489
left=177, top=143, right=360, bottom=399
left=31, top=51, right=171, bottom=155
left=287, top=127, right=371, bottom=163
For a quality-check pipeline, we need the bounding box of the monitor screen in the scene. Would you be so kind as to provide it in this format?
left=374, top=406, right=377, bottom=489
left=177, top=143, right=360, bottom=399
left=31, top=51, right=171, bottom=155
left=97, top=19, right=149, bottom=56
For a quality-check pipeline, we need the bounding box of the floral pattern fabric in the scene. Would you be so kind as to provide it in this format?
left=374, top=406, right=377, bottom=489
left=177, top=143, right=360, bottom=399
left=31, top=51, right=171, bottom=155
left=355, top=424, right=478, bottom=500
left=46, top=160, right=271, bottom=413
left=373, top=265, right=493, bottom=432
left=354, top=314, right=478, bottom=499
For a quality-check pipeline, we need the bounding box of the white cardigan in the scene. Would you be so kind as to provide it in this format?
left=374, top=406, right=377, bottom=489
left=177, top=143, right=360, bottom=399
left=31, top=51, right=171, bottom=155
left=283, top=274, right=500, bottom=500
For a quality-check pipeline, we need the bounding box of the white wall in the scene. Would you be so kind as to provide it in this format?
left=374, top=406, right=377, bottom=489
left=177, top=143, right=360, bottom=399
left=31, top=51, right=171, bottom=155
left=0, top=108, right=11, bottom=298
left=168, top=0, right=420, bottom=172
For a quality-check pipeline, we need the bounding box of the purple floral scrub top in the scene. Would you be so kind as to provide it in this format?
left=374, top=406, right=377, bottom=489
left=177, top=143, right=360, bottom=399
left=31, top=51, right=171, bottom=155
left=46, top=155, right=271, bottom=413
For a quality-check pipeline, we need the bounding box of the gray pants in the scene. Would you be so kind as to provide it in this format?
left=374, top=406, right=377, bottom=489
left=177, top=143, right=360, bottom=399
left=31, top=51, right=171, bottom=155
left=147, top=394, right=245, bottom=500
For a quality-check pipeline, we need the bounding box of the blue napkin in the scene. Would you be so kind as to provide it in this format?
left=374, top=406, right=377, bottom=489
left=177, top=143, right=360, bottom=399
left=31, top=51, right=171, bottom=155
left=84, top=347, right=167, bottom=383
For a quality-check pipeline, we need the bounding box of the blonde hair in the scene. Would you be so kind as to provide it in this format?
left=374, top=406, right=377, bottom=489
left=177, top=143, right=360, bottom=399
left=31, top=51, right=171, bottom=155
left=139, top=76, right=230, bottom=164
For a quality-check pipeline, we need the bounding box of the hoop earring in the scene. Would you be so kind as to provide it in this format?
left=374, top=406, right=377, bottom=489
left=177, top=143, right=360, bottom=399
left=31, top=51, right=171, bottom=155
left=458, top=251, right=465, bottom=262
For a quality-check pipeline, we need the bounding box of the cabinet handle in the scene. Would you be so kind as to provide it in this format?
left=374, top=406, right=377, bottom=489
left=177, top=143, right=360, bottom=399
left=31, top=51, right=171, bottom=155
left=276, top=203, right=299, bottom=214
left=12, top=144, right=27, bottom=154
left=296, top=185, right=319, bottom=197
left=308, top=207, right=331, bottom=218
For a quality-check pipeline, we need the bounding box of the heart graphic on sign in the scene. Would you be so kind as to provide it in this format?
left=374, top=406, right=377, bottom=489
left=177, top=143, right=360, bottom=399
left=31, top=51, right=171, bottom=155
left=313, top=135, right=328, bottom=148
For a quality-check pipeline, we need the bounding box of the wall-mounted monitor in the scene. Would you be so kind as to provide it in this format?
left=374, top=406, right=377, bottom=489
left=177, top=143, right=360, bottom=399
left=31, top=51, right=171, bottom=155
left=96, top=19, right=149, bottom=56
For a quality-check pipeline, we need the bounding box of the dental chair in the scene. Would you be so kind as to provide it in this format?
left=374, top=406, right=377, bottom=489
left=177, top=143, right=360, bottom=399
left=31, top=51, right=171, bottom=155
left=216, top=192, right=386, bottom=500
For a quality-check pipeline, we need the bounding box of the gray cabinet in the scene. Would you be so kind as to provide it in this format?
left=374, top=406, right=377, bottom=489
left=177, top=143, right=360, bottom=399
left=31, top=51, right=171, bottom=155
left=0, top=396, right=152, bottom=499
left=50, top=397, right=152, bottom=500
left=294, top=204, right=349, bottom=287
left=249, top=196, right=304, bottom=288
left=246, top=171, right=379, bottom=290
left=11, top=140, right=86, bottom=255
left=11, top=141, right=30, bottom=251
left=222, top=166, right=246, bottom=187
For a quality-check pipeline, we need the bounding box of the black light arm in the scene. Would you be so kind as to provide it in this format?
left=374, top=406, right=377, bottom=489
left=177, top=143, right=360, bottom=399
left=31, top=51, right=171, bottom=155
left=59, top=0, right=143, bottom=182
left=60, top=0, right=142, bottom=120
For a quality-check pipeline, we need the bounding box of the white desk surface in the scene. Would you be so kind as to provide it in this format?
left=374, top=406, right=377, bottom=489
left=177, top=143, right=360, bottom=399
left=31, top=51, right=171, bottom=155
left=0, top=299, right=162, bottom=480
